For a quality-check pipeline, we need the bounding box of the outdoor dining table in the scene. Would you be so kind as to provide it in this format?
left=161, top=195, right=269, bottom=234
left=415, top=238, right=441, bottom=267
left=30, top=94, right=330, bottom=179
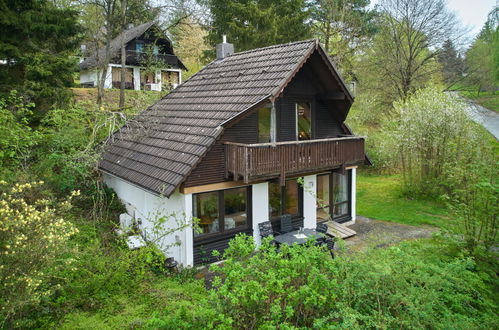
left=274, top=228, right=323, bottom=246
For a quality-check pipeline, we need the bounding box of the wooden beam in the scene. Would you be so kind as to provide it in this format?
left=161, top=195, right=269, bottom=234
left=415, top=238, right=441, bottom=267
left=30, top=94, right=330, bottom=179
left=316, top=91, right=345, bottom=100
left=181, top=180, right=260, bottom=195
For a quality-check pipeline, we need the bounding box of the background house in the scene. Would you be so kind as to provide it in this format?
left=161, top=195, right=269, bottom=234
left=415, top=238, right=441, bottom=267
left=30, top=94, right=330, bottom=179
left=101, top=39, right=368, bottom=266
left=79, top=22, right=187, bottom=92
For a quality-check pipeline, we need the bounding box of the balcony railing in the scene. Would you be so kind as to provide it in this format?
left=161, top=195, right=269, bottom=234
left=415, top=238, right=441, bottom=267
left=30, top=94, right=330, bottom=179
left=225, top=136, right=365, bottom=183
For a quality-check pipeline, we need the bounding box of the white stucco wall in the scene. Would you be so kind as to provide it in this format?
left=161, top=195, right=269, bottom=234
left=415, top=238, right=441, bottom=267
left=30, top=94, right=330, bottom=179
left=103, top=173, right=194, bottom=266
left=251, top=182, right=270, bottom=246
left=350, top=168, right=357, bottom=224
left=303, top=175, right=317, bottom=229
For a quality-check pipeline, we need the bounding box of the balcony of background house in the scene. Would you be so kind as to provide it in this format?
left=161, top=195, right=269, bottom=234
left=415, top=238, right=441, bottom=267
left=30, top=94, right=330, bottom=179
left=122, top=50, right=182, bottom=68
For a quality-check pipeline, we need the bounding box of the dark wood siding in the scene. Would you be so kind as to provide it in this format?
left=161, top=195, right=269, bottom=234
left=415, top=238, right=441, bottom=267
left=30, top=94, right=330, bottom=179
left=315, top=100, right=343, bottom=138
left=277, top=98, right=297, bottom=142
left=193, top=228, right=253, bottom=265
left=184, top=112, right=258, bottom=187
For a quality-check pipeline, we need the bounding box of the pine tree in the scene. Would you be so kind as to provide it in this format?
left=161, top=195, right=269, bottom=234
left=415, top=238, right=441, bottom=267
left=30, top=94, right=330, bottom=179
left=204, top=0, right=312, bottom=52
left=0, top=0, right=82, bottom=120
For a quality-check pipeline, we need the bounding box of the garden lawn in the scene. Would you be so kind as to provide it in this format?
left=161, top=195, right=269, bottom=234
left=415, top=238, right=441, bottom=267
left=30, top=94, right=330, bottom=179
left=356, top=173, right=450, bottom=228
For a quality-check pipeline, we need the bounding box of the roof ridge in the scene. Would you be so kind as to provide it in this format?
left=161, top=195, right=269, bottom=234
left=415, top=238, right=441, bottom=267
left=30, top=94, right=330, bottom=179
left=226, top=38, right=317, bottom=57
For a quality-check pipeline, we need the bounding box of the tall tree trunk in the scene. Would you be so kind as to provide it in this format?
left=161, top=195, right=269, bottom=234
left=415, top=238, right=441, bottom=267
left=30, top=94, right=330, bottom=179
left=119, top=0, right=127, bottom=110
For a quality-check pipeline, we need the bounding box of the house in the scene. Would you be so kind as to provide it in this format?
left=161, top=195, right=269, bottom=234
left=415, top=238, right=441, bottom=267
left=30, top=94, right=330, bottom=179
left=100, top=38, right=369, bottom=266
left=79, top=22, right=187, bottom=92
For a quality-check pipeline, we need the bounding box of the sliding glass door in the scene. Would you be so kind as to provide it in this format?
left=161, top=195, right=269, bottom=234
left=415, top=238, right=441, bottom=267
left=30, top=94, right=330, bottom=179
left=316, top=170, right=351, bottom=223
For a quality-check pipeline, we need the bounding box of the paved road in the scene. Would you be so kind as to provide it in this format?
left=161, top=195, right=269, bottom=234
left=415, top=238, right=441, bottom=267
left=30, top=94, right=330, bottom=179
left=461, top=97, right=499, bottom=140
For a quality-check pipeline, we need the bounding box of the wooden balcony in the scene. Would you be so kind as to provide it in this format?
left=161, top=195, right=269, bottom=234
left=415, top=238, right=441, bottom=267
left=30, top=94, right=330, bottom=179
left=225, top=136, right=366, bottom=183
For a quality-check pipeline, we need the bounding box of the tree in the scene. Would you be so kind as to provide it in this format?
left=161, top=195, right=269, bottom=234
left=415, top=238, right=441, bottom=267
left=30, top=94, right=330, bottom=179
left=358, top=0, right=465, bottom=103
left=438, top=39, right=465, bottom=88
left=203, top=0, right=312, bottom=52
left=310, top=0, right=376, bottom=80
left=464, top=8, right=498, bottom=95
left=170, top=17, right=210, bottom=79
left=0, top=0, right=81, bottom=121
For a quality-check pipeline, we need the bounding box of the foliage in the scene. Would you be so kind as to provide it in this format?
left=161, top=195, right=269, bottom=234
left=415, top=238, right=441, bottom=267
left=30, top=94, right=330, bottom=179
left=170, top=17, right=210, bottom=80
left=464, top=7, right=498, bottom=95
left=203, top=0, right=312, bottom=53
left=0, top=91, right=40, bottom=173
left=357, top=0, right=463, bottom=105
left=453, top=177, right=499, bottom=253
left=384, top=87, right=492, bottom=198
left=208, top=234, right=498, bottom=329
left=438, top=39, right=466, bottom=88
left=0, top=182, right=79, bottom=324
left=310, top=0, right=376, bottom=80
left=0, top=0, right=82, bottom=118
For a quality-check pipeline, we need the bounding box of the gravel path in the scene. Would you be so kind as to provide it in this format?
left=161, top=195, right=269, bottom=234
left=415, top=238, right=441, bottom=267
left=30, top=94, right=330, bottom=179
left=341, top=216, right=437, bottom=252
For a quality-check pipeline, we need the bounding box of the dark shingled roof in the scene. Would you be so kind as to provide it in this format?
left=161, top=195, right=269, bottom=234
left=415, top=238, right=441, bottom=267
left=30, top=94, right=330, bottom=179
left=99, top=39, right=352, bottom=197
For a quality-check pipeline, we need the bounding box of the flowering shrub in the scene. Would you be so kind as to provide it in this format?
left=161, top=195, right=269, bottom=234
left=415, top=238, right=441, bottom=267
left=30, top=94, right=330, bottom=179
left=0, top=181, right=79, bottom=322
left=385, top=87, right=490, bottom=197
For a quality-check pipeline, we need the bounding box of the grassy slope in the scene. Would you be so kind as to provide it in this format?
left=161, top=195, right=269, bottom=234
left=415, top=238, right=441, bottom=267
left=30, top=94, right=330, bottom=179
left=356, top=173, right=450, bottom=228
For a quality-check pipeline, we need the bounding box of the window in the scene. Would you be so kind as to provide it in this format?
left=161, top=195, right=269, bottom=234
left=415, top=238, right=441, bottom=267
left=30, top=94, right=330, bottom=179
left=316, top=171, right=351, bottom=222
left=258, top=105, right=271, bottom=143
left=296, top=102, right=311, bottom=140
left=269, top=179, right=301, bottom=218
left=193, top=191, right=219, bottom=235
left=193, top=187, right=250, bottom=237
left=135, top=42, right=144, bottom=52
left=153, top=45, right=159, bottom=55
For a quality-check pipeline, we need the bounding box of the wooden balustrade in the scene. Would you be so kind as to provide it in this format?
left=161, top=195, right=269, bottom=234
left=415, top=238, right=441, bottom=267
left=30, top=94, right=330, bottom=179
left=225, top=136, right=365, bottom=183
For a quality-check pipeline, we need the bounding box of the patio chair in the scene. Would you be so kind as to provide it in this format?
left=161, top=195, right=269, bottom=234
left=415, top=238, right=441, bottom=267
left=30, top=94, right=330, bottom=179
left=258, top=221, right=279, bottom=246
left=280, top=214, right=296, bottom=234
left=324, top=236, right=335, bottom=258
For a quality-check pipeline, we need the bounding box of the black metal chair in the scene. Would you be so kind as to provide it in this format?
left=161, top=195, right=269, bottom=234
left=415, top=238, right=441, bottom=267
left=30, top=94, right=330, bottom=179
left=258, top=221, right=279, bottom=247
left=324, top=237, right=335, bottom=258
left=316, top=223, right=335, bottom=258
left=280, top=214, right=295, bottom=234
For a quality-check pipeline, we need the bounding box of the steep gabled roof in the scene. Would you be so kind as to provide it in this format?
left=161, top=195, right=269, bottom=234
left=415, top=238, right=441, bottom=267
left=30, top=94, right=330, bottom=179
left=99, top=39, right=353, bottom=197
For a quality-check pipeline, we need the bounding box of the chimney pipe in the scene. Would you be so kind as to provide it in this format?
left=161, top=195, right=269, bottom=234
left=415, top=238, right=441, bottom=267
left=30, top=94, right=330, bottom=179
left=216, top=35, right=234, bottom=60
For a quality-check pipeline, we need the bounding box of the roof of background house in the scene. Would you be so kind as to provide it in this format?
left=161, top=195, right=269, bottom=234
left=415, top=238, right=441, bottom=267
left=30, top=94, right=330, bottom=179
left=99, top=39, right=354, bottom=197
left=80, top=21, right=185, bottom=70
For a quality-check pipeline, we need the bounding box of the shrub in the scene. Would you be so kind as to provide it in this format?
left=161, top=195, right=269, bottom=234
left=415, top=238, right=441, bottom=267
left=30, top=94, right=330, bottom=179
left=0, top=91, right=40, bottom=174
left=209, top=234, right=497, bottom=329
left=0, top=181, right=79, bottom=324
left=384, top=87, right=492, bottom=197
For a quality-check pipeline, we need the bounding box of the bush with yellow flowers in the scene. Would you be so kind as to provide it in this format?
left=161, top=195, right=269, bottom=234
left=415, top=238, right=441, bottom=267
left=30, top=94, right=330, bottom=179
left=0, top=181, right=79, bottom=322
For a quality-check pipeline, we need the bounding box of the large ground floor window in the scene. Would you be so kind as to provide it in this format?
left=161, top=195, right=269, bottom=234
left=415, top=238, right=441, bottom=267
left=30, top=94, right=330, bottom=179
left=193, top=186, right=251, bottom=237
left=269, top=178, right=302, bottom=219
left=317, top=170, right=351, bottom=222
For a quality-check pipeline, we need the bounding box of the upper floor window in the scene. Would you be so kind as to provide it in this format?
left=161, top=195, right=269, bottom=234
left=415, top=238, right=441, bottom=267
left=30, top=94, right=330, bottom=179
left=296, top=102, right=311, bottom=140
left=153, top=45, right=159, bottom=55
left=258, top=105, right=271, bottom=143
left=135, top=42, right=144, bottom=52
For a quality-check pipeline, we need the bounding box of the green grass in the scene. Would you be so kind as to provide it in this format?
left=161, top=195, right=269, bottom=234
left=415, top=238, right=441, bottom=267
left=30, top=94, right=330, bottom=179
left=356, top=173, right=450, bottom=228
